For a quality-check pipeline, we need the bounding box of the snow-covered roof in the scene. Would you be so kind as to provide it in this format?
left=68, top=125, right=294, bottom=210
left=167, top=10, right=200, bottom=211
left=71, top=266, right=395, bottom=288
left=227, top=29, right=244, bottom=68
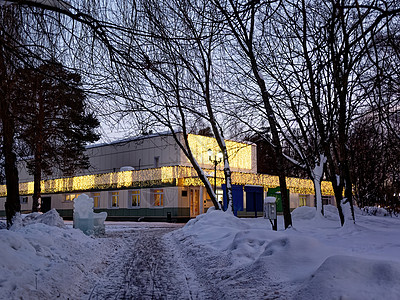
left=86, top=130, right=178, bottom=149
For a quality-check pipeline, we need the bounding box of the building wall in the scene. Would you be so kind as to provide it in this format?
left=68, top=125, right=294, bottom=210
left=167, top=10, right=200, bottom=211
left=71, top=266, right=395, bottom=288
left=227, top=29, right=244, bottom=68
left=4, top=132, right=339, bottom=220
left=17, top=133, right=258, bottom=183
left=86, top=134, right=180, bottom=174
left=18, top=133, right=181, bottom=183
left=182, top=134, right=257, bottom=173
left=1, top=188, right=337, bottom=219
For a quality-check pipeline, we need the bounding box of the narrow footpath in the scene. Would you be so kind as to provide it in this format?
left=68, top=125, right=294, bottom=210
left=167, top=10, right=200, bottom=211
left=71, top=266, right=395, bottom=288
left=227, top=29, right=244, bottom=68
left=88, top=224, right=195, bottom=300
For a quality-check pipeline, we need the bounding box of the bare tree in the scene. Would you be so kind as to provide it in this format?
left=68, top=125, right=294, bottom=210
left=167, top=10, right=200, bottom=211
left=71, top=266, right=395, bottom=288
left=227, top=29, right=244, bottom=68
left=5, top=0, right=237, bottom=210
left=212, top=0, right=293, bottom=228
left=108, top=0, right=236, bottom=209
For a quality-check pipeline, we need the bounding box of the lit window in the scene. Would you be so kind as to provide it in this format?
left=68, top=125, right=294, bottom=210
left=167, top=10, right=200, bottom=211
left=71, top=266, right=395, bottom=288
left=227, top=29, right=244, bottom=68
left=152, top=189, right=164, bottom=207
left=130, top=190, right=140, bottom=207
left=65, top=194, right=80, bottom=202
left=93, top=193, right=100, bottom=208
left=110, top=192, right=119, bottom=208
left=299, top=194, right=307, bottom=207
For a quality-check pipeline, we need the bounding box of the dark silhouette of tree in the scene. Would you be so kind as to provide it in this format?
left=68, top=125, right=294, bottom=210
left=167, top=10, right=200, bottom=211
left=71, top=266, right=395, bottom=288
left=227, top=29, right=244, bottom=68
left=14, top=61, right=100, bottom=212
left=350, top=110, right=400, bottom=208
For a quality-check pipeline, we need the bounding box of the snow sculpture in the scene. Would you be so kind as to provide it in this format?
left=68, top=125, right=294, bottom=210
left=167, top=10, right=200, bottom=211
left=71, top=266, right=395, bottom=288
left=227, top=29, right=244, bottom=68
left=73, top=194, right=107, bottom=236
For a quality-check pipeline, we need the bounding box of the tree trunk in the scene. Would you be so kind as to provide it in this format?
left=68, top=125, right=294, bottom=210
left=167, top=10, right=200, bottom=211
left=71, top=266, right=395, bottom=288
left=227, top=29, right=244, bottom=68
left=31, top=152, right=42, bottom=212
left=0, top=98, right=20, bottom=228
left=251, top=61, right=292, bottom=228
left=32, top=89, right=44, bottom=212
left=313, top=155, right=326, bottom=218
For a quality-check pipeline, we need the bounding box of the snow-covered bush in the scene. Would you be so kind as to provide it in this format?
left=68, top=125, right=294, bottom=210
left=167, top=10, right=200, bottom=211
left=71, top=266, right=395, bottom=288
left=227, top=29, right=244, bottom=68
left=361, top=206, right=389, bottom=217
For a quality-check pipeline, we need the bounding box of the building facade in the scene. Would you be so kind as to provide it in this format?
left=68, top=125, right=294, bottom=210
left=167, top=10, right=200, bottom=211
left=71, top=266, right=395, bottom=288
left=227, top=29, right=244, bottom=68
left=0, top=133, right=335, bottom=221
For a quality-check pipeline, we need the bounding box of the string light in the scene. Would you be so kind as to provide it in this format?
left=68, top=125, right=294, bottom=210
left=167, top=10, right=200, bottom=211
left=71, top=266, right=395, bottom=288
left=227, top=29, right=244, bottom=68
left=188, top=134, right=253, bottom=171
left=0, top=166, right=335, bottom=197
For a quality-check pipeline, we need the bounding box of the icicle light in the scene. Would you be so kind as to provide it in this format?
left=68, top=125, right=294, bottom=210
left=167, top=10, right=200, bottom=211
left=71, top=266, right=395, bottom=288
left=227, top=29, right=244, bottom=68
left=187, top=134, right=253, bottom=171
left=0, top=166, right=334, bottom=197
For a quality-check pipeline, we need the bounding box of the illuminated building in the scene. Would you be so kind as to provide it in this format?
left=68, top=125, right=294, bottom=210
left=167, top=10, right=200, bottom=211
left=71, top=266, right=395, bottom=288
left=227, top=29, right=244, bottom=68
left=0, top=132, right=334, bottom=220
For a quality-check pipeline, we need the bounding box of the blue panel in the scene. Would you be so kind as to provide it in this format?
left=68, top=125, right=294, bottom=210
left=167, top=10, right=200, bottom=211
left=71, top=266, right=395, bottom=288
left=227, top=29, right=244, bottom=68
left=244, top=186, right=264, bottom=213
left=222, top=184, right=244, bottom=216
left=233, top=185, right=244, bottom=212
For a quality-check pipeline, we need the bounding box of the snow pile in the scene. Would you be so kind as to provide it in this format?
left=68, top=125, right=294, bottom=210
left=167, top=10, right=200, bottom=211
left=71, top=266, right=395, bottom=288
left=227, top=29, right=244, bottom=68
left=0, top=221, right=6, bottom=229
left=1, top=205, right=400, bottom=299
left=0, top=211, right=107, bottom=299
left=322, top=204, right=341, bottom=221
left=296, top=255, right=400, bottom=300
left=11, top=209, right=65, bottom=229
left=170, top=206, right=400, bottom=299
left=183, top=209, right=251, bottom=252
left=290, top=205, right=315, bottom=220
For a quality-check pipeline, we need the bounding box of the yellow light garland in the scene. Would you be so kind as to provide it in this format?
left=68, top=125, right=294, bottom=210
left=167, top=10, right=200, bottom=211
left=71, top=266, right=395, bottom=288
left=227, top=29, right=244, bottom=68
left=187, top=134, right=254, bottom=171
left=0, top=165, right=335, bottom=197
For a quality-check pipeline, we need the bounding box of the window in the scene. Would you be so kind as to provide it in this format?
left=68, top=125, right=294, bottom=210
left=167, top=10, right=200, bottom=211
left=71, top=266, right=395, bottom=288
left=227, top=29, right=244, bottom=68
left=20, top=196, right=28, bottom=204
left=129, top=190, right=140, bottom=207
left=110, top=192, right=119, bottom=208
left=216, top=189, right=223, bottom=204
left=65, top=194, right=80, bottom=202
left=154, top=156, right=160, bottom=168
left=92, top=193, right=100, bottom=208
left=322, top=196, right=332, bottom=205
left=152, top=189, right=164, bottom=207
left=299, top=194, right=307, bottom=207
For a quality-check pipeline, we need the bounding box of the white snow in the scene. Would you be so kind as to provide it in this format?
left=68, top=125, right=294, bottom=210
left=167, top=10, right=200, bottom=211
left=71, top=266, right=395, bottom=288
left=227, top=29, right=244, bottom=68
left=169, top=205, right=400, bottom=299
left=264, top=196, right=276, bottom=203
left=120, top=166, right=135, bottom=171
left=0, top=210, right=109, bottom=299
left=0, top=205, right=399, bottom=299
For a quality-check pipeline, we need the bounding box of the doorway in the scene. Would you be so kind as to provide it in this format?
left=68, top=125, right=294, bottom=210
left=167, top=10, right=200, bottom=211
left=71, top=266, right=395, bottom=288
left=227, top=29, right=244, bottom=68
left=41, top=197, right=51, bottom=213
left=189, top=188, right=200, bottom=217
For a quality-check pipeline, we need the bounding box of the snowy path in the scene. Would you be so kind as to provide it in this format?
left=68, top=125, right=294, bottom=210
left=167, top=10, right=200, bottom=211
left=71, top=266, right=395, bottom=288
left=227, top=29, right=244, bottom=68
left=88, top=224, right=196, bottom=300
left=3, top=209, right=400, bottom=299
left=166, top=232, right=286, bottom=300
left=85, top=222, right=285, bottom=300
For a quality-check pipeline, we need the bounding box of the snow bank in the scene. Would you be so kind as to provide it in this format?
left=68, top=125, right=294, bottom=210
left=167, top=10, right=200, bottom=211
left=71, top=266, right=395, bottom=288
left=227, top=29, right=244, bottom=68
left=182, top=209, right=251, bottom=251
left=0, top=210, right=106, bottom=299
left=291, top=206, right=316, bottom=220
left=11, top=208, right=65, bottom=229
left=172, top=207, right=400, bottom=299
left=0, top=221, right=6, bottom=229
left=296, top=255, right=400, bottom=300
left=1, top=205, right=399, bottom=299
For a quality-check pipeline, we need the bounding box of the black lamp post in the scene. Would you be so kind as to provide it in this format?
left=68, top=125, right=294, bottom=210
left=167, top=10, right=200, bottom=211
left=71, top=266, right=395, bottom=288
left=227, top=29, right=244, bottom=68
left=208, top=149, right=223, bottom=195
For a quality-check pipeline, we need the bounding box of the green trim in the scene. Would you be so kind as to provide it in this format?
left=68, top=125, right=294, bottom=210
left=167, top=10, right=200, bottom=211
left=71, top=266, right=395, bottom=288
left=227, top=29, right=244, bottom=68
left=55, top=207, right=190, bottom=220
